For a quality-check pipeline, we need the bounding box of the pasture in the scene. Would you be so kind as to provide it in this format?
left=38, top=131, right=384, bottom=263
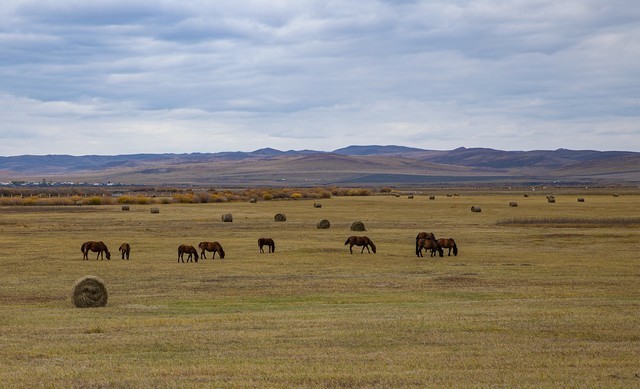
left=0, top=191, right=638, bottom=387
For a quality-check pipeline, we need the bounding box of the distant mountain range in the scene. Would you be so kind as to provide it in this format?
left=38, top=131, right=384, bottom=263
left=1, top=146, right=639, bottom=186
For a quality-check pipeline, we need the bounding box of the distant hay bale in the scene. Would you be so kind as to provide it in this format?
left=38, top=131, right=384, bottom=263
left=509, top=202, right=518, bottom=207
left=249, top=198, right=257, bottom=203
left=408, top=195, right=414, bottom=199
left=547, top=195, right=556, bottom=203
left=150, top=207, right=160, bottom=214
left=221, top=213, right=233, bottom=222
left=578, top=198, right=585, bottom=202
left=446, top=194, right=453, bottom=197
left=613, top=193, right=619, bottom=197
left=313, top=202, right=322, bottom=208
left=471, top=206, right=481, bottom=213
left=274, top=213, right=287, bottom=222
left=429, top=195, right=436, bottom=200
left=350, top=221, right=366, bottom=231
left=121, top=205, right=130, bottom=211
left=71, top=276, right=108, bottom=308
left=317, top=219, right=331, bottom=229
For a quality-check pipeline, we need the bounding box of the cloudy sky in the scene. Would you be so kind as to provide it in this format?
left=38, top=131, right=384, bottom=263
left=1, top=0, right=639, bottom=156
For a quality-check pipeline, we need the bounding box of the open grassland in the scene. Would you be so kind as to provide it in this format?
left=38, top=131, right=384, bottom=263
left=1, top=191, right=639, bottom=387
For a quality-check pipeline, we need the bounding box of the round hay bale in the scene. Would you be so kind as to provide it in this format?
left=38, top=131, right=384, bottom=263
left=121, top=205, right=130, bottom=211
left=150, top=207, right=160, bottom=214
left=408, top=195, right=414, bottom=199
left=350, top=221, right=366, bottom=231
left=613, top=193, right=619, bottom=197
left=221, top=213, right=233, bottom=222
left=71, top=276, right=108, bottom=308
left=429, top=195, right=436, bottom=200
left=274, top=213, right=287, bottom=222
left=523, top=194, right=529, bottom=198
left=471, top=206, right=481, bottom=213
left=547, top=195, right=556, bottom=203
left=249, top=198, right=257, bottom=203
left=313, top=202, right=322, bottom=208
left=317, top=219, right=331, bottom=229
left=577, top=198, right=585, bottom=202
left=509, top=202, right=518, bottom=207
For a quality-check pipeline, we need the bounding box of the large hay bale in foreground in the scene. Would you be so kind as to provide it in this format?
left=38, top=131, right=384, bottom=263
left=317, top=219, right=331, bottom=229
left=471, top=206, right=481, bottom=213
left=350, top=221, right=366, bottom=231
left=274, top=213, right=287, bottom=222
left=71, top=276, right=108, bottom=308
left=221, top=213, right=233, bottom=222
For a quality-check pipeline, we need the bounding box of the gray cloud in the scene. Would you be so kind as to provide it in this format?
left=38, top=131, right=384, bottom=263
left=0, top=0, right=638, bottom=155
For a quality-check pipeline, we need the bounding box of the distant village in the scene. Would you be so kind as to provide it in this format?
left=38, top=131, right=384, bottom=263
left=0, top=180, right=126, bottom=187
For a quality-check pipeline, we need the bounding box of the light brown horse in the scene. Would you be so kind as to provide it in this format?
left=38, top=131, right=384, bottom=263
left=345, top=236, right=376, bottom=254
left=415, top=232, right=443, bottom=257
left=81, top=241, right=111, bottom=260
left=258, top=238, right=275, bottom=253
left=417, top=238, right=443, bottom=258
left=119, top=243, right=130, bottom=260
left=437, top=238, right=458, bottom=256
left=178, top=244, right=199, bottom=263
left=199, top=241, right=225, bottom=259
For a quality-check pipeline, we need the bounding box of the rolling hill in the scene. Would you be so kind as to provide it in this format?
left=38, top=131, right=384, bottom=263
left=1, top=146, right=638, bottom=186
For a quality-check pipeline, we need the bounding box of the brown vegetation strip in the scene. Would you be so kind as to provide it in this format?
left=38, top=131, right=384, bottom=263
left=496, top=217, right=640, bottom=227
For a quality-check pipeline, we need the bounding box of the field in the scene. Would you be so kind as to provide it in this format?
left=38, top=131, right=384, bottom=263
left=1, top=190, right=639, bottom=387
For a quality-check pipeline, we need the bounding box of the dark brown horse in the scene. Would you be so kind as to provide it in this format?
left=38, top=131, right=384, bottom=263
left=258, top=238, right=275, bottom=253
left=417, top=238, right=443, bottom=258
left=178, top=244, right=199, bottom=263
left=119, top=243, right=130, bottom=260
left=437, top=238, right=458, bottom=256
left=81, top=241, right=111, bottom=260
left=199, top=241, right=225, bottom=259
left=345, top=236, right=376, bottom=254
left=415, top=232, right=443, bottom=257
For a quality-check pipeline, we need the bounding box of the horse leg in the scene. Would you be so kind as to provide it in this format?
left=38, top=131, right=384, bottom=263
left=349, top=244, right=353, bottom=254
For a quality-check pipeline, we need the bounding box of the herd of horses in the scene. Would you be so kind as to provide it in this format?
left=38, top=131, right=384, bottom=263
left=80, top=232, right=457, bottom=262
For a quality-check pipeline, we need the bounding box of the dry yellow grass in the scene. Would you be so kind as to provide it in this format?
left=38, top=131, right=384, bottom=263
left=0, top=191, right=639, bottom=387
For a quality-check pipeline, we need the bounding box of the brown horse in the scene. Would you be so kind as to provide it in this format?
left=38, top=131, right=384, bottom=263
left=119, top=243, right=130, bottom=260
left=81, top=241, right=111, bottom=260
left=437, top=238, right=458, bottom=256
left=258, top=238, right=275, bottom=253
left=199, top=241, right=225, bottom=259
left=178, top=244, right=199, bottom=263
left=417, top=238, right=443, bottom=258
left=345, top=236, right=376, bottom=254
left=415, top=232, right=443, bottom=257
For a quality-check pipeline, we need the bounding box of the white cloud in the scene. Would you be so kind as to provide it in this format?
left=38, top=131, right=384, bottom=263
left=0, top=0, right=638, bottom=155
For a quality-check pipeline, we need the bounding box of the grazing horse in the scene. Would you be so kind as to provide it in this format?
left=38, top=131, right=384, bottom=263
left=119, top=243, right=130, bottom=260
left=437, top=238, right=458, bottom=256
left=178, top=244, right=199, bottom=263
left=81, top=241, right=111, bottom=260
left=417, top=238, right=443, bottom=258
left=199, top=241, right=225, bottom=259
left=415, top=232, right=443, bottom=257
left=344, top=236, right=376, bottom=254
left=258, top=238, right=275, bottom=253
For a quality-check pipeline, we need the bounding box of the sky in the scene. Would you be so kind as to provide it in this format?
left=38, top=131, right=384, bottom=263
left=1, top=0, right=639, bottom=156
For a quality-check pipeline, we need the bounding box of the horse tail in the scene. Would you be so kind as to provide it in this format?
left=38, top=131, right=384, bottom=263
left=452, top=239, right=458, bottom=256
left=272, top=241, right=275, bottom=252
left=415, top=234, right=421, bottom=256
left=81, top=243, right=86, bottom=253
